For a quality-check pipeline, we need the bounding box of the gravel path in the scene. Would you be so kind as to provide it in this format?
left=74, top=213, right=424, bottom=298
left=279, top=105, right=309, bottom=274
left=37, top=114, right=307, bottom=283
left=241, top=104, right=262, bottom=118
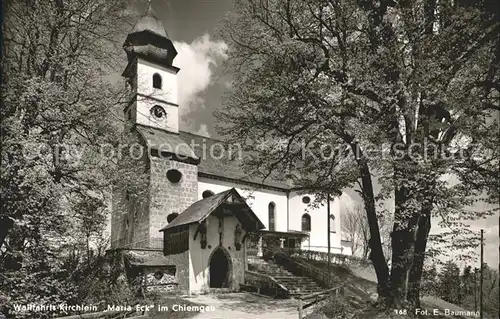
left=186, top=292, right=299, bottom=319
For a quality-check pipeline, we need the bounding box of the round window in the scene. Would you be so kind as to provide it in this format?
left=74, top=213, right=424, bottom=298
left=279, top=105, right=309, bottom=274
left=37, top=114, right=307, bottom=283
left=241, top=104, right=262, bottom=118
left=166, top=169, right=182, bottom=183
left=202, top=190, right=215, bottom=198
left=302, top=196, right=311, bottom=204
left=167, top=213, right=179, bottom=223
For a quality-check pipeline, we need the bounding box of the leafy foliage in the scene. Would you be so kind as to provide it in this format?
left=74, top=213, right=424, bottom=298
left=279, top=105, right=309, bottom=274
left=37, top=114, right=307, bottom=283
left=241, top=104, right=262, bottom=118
left=218, top=0, right=499, bottom=308
left=422, top=262, right=499, bottom=318
left=0, top=1, right=148, bottom=317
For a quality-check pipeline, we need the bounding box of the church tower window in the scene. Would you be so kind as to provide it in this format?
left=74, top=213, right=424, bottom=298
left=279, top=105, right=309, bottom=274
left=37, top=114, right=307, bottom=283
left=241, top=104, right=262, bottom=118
left=330, top=214, right=336, bottom=233
left=268, top=202, right=275, bottom=231
left=301, top=213, right=311, bottom=232
left=152, top=73, right=162, bottom=89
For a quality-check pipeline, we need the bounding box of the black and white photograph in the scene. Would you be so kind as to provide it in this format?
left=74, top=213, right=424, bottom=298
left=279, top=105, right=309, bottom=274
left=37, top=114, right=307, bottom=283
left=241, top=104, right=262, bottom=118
left=0, top=0, right=499, bottom=318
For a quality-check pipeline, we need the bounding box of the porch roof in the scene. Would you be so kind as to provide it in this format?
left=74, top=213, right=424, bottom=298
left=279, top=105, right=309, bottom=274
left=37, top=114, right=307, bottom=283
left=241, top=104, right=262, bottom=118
left=256, top=229, right=310, bottom=238
left=124, top=250, right=174, bottom=268
left=159, top=188, right=265, bottom=232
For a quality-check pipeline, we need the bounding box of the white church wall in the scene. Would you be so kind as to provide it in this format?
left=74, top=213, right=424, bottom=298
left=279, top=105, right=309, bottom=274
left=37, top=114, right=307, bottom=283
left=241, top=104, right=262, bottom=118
left=197, top=177, right=350, bottom=255
left=134, top=58, right=179, bottom=133
left=341, top=240, right=353, bottom=256
left=288, top=192, right=344, bottom=254
left=188, top=214, right=246, bottom=294
left=136, top=58, right=178, bottom=104
left=197, top=177, right=288, bottom=232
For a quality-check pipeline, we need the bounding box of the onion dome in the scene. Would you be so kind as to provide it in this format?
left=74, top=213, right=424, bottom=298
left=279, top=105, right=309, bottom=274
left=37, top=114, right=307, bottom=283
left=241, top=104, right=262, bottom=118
left=123, top=3, right=177, bottom=67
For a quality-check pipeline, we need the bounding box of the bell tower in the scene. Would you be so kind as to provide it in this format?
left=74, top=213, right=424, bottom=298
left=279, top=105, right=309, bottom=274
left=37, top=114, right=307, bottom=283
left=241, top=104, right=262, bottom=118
left=122, top=3, right=179, bottom=133
left=111, top=2, right=199, bottom=250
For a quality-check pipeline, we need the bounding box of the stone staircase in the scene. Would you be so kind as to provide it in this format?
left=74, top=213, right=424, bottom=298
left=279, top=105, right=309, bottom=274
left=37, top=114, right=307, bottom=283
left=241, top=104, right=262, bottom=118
left=247, top=256, right=325, bottom=296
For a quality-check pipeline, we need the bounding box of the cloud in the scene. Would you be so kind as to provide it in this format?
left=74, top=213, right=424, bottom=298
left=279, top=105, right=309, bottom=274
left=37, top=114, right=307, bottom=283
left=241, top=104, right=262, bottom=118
left=173, top=34, right=228, bottom=134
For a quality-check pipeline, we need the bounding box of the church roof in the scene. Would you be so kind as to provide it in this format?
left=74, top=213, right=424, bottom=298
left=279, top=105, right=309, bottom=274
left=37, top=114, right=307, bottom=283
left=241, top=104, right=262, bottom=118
left=135, top=124, right=291, bottom=189
left=179, top=131, right=292, bottom=190
left=136, top=125, right=199, bottom=161
left=131, top=3, right=167, bottom=38
left=124, top=3, right=177, bottom=67
left=159, top=188, right=265, bottom=231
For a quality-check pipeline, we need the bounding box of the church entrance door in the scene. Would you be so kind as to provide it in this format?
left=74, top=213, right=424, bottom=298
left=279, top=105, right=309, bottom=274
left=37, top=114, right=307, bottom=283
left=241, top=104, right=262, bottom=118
left=209, top=248, right=230, bottom=288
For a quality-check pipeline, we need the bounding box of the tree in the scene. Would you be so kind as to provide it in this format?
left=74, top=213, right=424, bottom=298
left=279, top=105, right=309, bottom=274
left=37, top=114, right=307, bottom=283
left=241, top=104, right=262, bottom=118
left=1, top=1, right=148, bottom=317
left=480, top=265, right=500, bottom=317
left=438, top=261, right=462, bottom=304
left=342, top=204, right=392, bottom=260
left=420, top=264, right=438, bottom=295
left=218, top=0, right=499, bottom=310
left=341, top=204, right=369, bottom=257
left=461, top=265, right=473, bottom=305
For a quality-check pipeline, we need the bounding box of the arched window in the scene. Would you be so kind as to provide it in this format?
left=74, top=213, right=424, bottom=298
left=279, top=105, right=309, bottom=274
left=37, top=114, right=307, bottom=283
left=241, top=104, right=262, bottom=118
left=202, top=190, right=215, bottom=198
left=152, top=73, right=162, bottom=89
left=330, top=214, right=336, bottom=233
left=301, top=213, right=311, bottom=232
left=268, top=202, right=275, bottom=231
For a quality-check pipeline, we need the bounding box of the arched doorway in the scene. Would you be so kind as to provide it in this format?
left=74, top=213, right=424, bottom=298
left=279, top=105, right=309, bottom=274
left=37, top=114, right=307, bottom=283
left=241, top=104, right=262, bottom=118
left=209, top=247, right=231, bottom=288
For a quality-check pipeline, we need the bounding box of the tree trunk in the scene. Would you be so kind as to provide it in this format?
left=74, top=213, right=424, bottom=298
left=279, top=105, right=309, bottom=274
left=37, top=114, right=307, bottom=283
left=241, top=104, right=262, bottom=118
left=362, top=245, right=370, bottom=260
left=353, top=147, right=390, bottom=302
left=389, top=183, right=420, bottom=308
left=0, top=217, right=14, bottom=252
left=407, top=207, right=431, bottom=308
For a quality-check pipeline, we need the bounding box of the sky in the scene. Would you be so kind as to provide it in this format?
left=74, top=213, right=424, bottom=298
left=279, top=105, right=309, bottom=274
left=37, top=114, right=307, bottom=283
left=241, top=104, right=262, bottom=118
left=124, top=0, right=499, bottom=269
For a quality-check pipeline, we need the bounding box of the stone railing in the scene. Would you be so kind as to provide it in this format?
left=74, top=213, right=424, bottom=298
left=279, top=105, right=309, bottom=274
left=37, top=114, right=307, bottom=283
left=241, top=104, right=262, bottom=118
left=244, top=270, right=289, bottom=298
left=281, top=248, right=372, bottom=268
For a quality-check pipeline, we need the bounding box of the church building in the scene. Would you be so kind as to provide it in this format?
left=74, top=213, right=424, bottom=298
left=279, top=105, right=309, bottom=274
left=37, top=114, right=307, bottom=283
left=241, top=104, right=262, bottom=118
left=110, top=5, right=351, bottom=295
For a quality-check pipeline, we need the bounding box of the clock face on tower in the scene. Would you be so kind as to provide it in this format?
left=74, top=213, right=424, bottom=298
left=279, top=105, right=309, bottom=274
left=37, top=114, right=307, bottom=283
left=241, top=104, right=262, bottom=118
left=150, top=105, right=167, bottom=121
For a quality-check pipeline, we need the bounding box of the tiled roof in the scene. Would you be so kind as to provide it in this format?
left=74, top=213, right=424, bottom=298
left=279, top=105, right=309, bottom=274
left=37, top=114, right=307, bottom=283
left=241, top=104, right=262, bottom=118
left=131, top=4, right=167, bottom=38
left=179, top=131, right=292, bottom=189
left=257, top=229, right=309, bottom=238
left=135, top=125, right=291, bottom=189
left=136, top=125, right=198, bottom=160
left=124, top=250, right=174, bottom=268
left=160, top=188, right=265, bottom=231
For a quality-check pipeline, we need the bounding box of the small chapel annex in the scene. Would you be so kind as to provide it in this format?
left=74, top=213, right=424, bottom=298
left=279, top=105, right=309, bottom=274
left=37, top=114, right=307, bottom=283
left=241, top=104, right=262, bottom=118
left=110, top=4, right=351, bottom=295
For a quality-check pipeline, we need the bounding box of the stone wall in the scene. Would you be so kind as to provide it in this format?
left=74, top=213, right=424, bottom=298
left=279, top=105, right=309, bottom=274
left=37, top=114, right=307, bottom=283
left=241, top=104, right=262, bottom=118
left=111, top=152, right=150, bottom=249
left=121, top=249, right=189, bottom=295
left=163, top=250, right=190, bottom=294
left=111, top=188, right=126, bottom=249
left=149, top=157, right=198, bottom=248
left=142, top=267, right=177, bottom=293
